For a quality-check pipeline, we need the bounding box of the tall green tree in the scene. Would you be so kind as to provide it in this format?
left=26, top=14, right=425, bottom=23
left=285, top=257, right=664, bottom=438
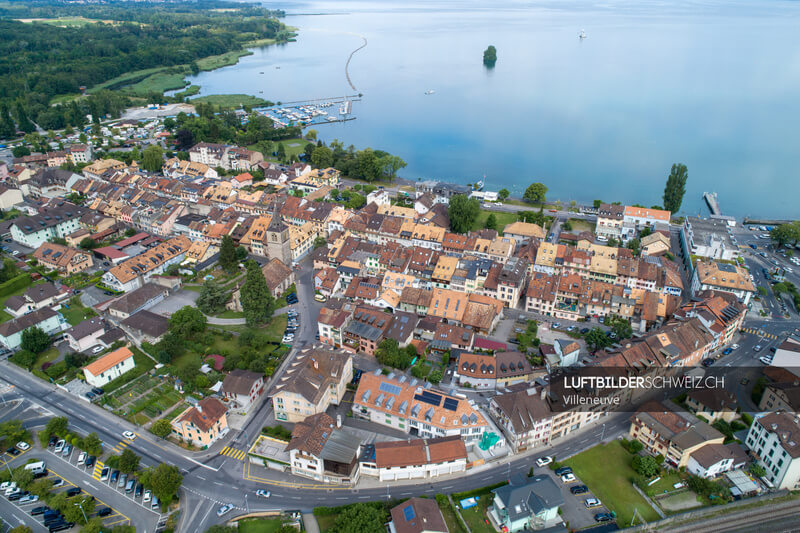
left=141, top=144, right=164, bottom=173
left=483, top=45, right=497, bottom=67
left=663, top=163, right=688, bottom=213
left=218, top=235, right=238, bottom=274
left=523, top=182, right=548, bottom=204
left=197, top=280, right=229, bottom=315
left=151, top=419, right=173, bottom=439
left=328, top=503, right=388, bottom=533
left=498, top=188, right=510, bottom=200
left=168, top=307, right=207, bottom=338
left=485, top=213, right=498, bottom=230
left=585, top=328, right=612, bottom=351
left=310, top=145, right=334, bottom=168
left=140, top=463, right=183, bottom=506
left=770, top=222, right=800, bottom=248
left=21, top=327, right=51, bottom=354
left=240, top=260, right=274, bottom=327
left=448, top=194, right=480, bottom=234
left=118, top=448, right=141, bottom=474
left=276, top=143, right=287, bottom=162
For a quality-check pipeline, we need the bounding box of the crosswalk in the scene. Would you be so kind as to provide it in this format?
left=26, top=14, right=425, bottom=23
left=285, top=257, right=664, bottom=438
left=742, top=328, right=779, bottom=340
left=111, top=441, right=129, bottom=453
left=220, top=446, right=247, bottom=460
left=92, top=460, right=105, bottom=480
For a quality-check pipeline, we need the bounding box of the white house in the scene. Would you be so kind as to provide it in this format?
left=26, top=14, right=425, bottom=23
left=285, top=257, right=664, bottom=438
left=0, top=307, right=66, bottom=351
left=221, top=369, right=265, bottom=410
left=82, top=346, right=136, bottom=388
left=286, top=412, right=362, bottom=484
left=63, top=318, right=106, bottom=352
left=360, top=436, right=467, bottom=482
left=10, top=204, right=84, bottom=249
left=745, top=411, right=800, bottom=490
left=687, top=443, right=742, bottom=478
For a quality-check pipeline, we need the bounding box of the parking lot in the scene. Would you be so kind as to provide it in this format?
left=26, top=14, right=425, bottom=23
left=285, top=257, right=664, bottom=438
left=539, top=462, right=615, bottom=530
left=147, top=289, right=199, bottom=317
left=0, top=442, right=162, bottom=531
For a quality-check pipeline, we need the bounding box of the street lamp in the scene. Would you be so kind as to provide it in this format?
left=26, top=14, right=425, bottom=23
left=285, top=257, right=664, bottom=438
left=74, top=500, right=88, bottom=524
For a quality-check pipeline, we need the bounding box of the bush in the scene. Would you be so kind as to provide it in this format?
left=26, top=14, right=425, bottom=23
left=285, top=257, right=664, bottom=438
left=261, top=425, right=292, bottom=441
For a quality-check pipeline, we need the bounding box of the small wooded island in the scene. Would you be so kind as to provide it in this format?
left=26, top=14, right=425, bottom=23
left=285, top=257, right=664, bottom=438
left=483, top=45, right=497, bottom=67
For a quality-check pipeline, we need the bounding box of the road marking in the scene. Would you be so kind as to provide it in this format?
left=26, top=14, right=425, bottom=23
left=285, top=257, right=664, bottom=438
left=220, top=446, right=247, bottom=460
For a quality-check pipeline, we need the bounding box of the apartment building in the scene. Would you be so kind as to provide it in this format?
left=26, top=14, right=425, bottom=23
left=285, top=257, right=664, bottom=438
left=745, top=411, right=800, bottom=490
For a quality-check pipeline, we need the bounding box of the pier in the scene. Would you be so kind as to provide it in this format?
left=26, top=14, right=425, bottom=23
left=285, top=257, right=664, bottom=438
left=253, top=96, right=361, bottom=127
left=703, top=192, right=721, bottom=216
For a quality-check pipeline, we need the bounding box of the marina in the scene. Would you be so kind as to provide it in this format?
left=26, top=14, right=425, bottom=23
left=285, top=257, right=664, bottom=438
left=254, top=96, right=359, bottom=127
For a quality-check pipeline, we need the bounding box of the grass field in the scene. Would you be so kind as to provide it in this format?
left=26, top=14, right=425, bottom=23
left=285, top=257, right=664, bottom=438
left=34, top=347, right=60, bottom=369
left=457, top=495, right=495, bottom=533
left=192, top=94, right=270, bottom=108
left=89, top=66, right=171, bottom=93
left=438, top=499, right=466, bottom=533
left=251, top=138, right=310, bottom=163
left=196, top=50, right=252, bottom=72
left=315, top=514, right=337, bottom=532
left=60, top=303, right=98, bottom=326
left=214, top=310, right=245, bottom=319
left=566, top=217, right=594, bottom=233
left=563, top=441, right=660, bottom=526
left=126, top=72, right=188, bottom=95
left=471, top=210, right=518, bottom=233
left=237, top=518, right=286, bottom=533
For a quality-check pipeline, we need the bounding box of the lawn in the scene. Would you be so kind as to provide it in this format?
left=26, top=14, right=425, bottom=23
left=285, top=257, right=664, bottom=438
left=315, top=514, right=337, bottom=532
left=192, top=94, right=269, bottom=108
left=0, top=308, right=11, bottom=323
left=565, top=218, right=594, bottom=233
left=251, top=138, right=310, bottom=163
left=563, top=441, right=660, bottom=527
left=196, top=50, right=251, bottom=71
left=88, top=66, right=172, bottom=93
left=457, top=495, right=495, bottom=533
left=264, top=314, right=288, bottom=340
left=34, top=347, right=60, bottom=369
left=125, top=71, right=189, bottom=95
left=60, top=302, right=98, bottom=326
left=215, top=309, right=245, bottom=319
left=643, top=471, right=685, bottom=497
left=471, top=210, right=518, bottom=234
left=438, top=499, right=465, bottom=533
left=237, top=518, right=286, bottom=533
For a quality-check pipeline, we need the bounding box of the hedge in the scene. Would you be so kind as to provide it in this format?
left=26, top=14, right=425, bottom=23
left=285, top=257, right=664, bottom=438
left=452, top=481, right=508, bottom=501
left=0, top=273, right=32, bottom=299
left=313, top=501, right=387, bottom=517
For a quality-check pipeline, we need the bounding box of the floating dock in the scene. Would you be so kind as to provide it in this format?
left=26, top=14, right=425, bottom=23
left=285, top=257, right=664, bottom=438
left=253, top=95, right=360, bottom=127
left=703, top=192, right=721, bottom=216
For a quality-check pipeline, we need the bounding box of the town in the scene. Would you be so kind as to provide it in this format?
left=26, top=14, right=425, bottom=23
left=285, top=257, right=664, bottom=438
left=0, top=108, right=799, bottom=533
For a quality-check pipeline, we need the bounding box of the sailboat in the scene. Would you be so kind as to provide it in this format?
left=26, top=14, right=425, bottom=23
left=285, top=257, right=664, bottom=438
left=424, top=89, right=435, bottom=95
left=579, top=29, right=587, bottom=39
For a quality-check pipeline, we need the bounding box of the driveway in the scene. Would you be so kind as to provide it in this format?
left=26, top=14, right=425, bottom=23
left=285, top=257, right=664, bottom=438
left=539, top=468, right=604, bottom=530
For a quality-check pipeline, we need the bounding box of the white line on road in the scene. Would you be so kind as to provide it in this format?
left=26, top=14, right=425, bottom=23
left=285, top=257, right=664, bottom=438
left=86, top=481, right=97, bottom=490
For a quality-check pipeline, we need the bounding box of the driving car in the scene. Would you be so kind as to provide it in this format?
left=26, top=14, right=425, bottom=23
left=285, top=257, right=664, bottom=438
left=122, top=431, right=136, bottom=440
left=217, top=504, right=233, bottom=517
left=722, top=347, right=733, bottom=355
left=754, top=345, right=763, bottom=352
left=256, top=489, right=271, bottom=498
left=535, top=456, right=553, bottom=467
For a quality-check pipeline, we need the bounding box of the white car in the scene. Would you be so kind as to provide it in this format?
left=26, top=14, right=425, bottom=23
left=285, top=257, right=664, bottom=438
left=760, top=356, right=773, bottom=365
left=217, top=504, right=233, bottom=517
left=4, top=483, right=18, bottom=495
left=584, top=498, right=602, bottom=508
left=78, top=451, right=87, bottom=464
left=731, top=344, right=739, bottom=350
left=535, top=456, right=553, bottom=467
left=18, top=494, right=39, bottom=505
left=122, top=431, right=136, bottom=440
left=561, top=473, right=577, bottom=483
left=282, top=336, right=294, bottom=343
left=256, top=489, right=271, bottom=498
left=15, top=441, right=30, bottom=451
left=92, top=345, right=104, bottom=354
left=54, top=439, right=65, bottom=454
left=143, top=490, right=152, bottom=503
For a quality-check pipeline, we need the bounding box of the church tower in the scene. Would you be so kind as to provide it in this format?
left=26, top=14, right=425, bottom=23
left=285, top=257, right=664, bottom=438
left=265, top=208, right=292, bottom=265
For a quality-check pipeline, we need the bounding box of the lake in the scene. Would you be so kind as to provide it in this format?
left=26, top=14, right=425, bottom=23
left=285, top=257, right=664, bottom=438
left=187, top=0, right=800, bottom=218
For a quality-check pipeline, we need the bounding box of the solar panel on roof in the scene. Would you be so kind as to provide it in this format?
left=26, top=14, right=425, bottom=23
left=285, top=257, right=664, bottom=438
left=403, top=505, right=416, bottom=521
left=414, top=391, right=442, bottom=406
left=379, top=381, right=402, bottom=395
left=443, top=398, right=459, bottom=411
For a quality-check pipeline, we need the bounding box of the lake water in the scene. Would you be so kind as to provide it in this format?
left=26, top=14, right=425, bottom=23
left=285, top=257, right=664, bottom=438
left=187, top=0, right=800, bottom=218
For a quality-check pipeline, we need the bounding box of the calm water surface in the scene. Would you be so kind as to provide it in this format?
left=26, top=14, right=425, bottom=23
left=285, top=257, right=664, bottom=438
left=188, top=0, right=800, bottom=217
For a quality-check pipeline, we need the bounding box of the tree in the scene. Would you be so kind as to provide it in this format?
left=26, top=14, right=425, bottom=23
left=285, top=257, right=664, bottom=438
left=485, top=213, right=498, bottom=230
left=141, top=144, right=164, bottom=173
left=9, top=526, right=33, bottom=533
left=498, top=188, right=510, bottom=201
left=374, top=339, right=412, bottom=369
left=175, top=129, right=194, bottom=151
left=448, top=194, right=480, bottom=234
left=749, top=463, right=766, bottom=477
left=81, top=432, right=103, bottom=455
left=482, top=45, right=497, bottom=67
left=205, top=527, right=237, bottom=533
left=169, top=307, right=207, bottom=338
left=80, top=517, right=106, bottom=533
left=429, top=369, right=443, bottom=384
left=585, top=328, right=611, bottom=351
left=241, top=260, right=274, bottom=327
left=118, top=448, right=141, bottom=474
left=218, top=234, right=238, bottom=274
left=770, top=222, right=800, bottom=248
left=328, top=503, right=388, bottom=533
left=276, top=143, right=287, bottom=162
left=631, top=455, right=661, bottom=477
left=151, top=419, right=173, bottom=439
left=140, top=463, right=183, bottom=505
left=124, top=227, right=137, bottom=237
left=10, top=349, right=37, bottom=369
left=313, top=236, right=327, bottom=249
left=63, top=495, right=95, bottom=524
left=39, top=416, right=69, bottom=446
left=562, top=220, right=573, bottom=231
left=626, top=237, right=640, bottom=256
left=663, top=163, right=688, bottom=213
left=311, top=145, right=334, bottom=168
left=523, top=182, right=548, bottom=204
left=0, top=257, right=21, bottom=283
left=79, top=237, right=98, bottom=250
left=593, top=199, right=603, bottom=208
left=610, top=316, right=633, bottom=340
left=197, top=280, right=229, bottom=315
left=21, top=327, right=51, bottom=354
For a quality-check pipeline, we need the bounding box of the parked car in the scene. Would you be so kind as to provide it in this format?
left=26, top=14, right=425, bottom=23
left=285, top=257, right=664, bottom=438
left=584, top=498, right=602, bottom=508
left=594, top=512, right=616, bottom=522
left=135, top=483, right=144, bottom=498
left=19, top=494, right=39, bottom=504
left=100, top=467, right=109, bottom=481
left=96, top=507, right=112, bottom=517
left=85, top=456, right=95, bottom=468
left=15, top=441, right=30, bottom=451
left=554, top=466, right=572, bottom=476
left=65, top=487, right=81, bottom=497
left=760, top=356, right=773, bottom=365
left=5, top=447, right=20, bottom=456
left=561, top=473, right=577, bottom=483
left=8, top=490, right=29, bottom=501
left=118, top=473, right=127, bottom=488
left=143, top=490, right=152, bottom=503
left=54, top=440, right=65, bottom=454
left=702, top=359, right=715, bottom=367
left=77, top=452, right=87, bottom=464
left=535, top=456, right=553, bottom=467
left=91, top=346, right=104, bottom=354
left=722, top=347, right=733, bottom=355
left=110, top=470, right=119, bottom=484
left=51, top=478, right=64, bottom=488
left=91, top=388, right=104, bottom=396
left=570, top=485, right=589, bottom=494
left=30, top=505, right=49, bottom=516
